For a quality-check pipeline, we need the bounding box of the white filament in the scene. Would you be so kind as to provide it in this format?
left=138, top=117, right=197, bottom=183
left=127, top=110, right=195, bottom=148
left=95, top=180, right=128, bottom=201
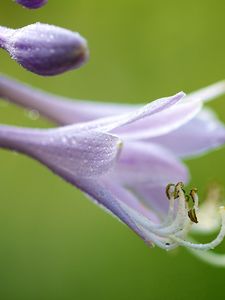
left=120, top=183, right=225, bottom=252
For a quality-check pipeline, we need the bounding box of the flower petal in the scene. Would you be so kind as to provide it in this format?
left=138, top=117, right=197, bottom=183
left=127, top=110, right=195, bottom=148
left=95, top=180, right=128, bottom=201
left=115, top=141, right=189, bottom=184
left=114, top=81, right=225, bottom=140
left=0, top=76, right=133, bottom=124
left=185, top=80, right=225, bottom=104
left=113, top=141, right=189, bottom=215
left=73, top=177, right=153, bottom=245
left=75, top=92, right=185, bottom=133
left=149, top=108, right=225, bottom=158
left=114, top=98, right=202, bottom=139
left=0, top=76, right=184, bottom=129
left=0, top=125, right=121, bottom=178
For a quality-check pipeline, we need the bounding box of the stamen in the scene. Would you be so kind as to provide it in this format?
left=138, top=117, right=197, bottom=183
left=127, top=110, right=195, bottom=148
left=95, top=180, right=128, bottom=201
left=187, top=247, right=225, bottom=267
left=171, top=206, right=225, bottom=250
left=188, top=208, right=198, bottom=223
left=166, top=183, right=175, bottom=199
left=192, top=182, right=223, bottom=234
left=120, top=182, right=225, bottom=254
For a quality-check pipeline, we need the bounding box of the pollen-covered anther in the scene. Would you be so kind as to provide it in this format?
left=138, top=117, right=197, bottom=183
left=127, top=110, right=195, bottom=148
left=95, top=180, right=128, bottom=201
left=188, top=208, right=198, bottom=223
left=165, top=183, right=175, bottom=199
left=190, top=188, right=198, bottom=203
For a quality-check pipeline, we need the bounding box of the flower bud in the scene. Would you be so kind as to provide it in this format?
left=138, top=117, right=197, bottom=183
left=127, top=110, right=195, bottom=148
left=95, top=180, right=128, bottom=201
left=16, top=0, right=47, bottom=9
left=0, top=23, right=89, bottom=76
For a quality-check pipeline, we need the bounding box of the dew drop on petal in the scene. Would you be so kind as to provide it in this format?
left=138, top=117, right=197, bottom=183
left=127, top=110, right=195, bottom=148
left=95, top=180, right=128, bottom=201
left=25, top=109, right=40, bottom=120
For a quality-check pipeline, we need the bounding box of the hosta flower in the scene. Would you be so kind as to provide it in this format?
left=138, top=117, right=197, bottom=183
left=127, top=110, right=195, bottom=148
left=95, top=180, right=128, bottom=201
left=0, top=75, right=225, bottom=157
left=0, top=92, right=188, bottom=243
left=1, top=76, right=225, bottom=263
left=16, top=0, right=47, bottom=9
left=0, top=23, right=88, bottom=76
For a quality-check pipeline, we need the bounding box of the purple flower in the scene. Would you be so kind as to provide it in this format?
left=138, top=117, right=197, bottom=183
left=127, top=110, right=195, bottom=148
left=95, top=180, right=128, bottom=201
left=1, top=75, right=225, bottom=157
left=0, top=92, right=187, bottom=244
left=16, top=0, right=47, bottom=9
left=0, top=23, right=89, bottom=76
left=1, top=76, right=225, bottom=263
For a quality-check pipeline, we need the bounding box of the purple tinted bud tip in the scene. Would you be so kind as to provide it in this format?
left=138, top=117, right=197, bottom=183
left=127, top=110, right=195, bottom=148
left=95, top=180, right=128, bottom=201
left=0, top=23, right=89, bottom=76
left=16, top=0, right=48, bottom=9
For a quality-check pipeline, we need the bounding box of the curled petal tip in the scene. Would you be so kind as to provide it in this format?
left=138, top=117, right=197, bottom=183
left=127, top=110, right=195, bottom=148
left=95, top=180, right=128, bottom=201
left=178, top=91, right=186, bottom=97
left=16, top=0, right=48, bottom=9
left=0, top=23, right=89, bottom=76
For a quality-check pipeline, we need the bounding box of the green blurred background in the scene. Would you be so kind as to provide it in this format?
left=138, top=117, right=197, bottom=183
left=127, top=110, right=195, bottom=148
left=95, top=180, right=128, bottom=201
left=0, top=0, right=225, bottom=299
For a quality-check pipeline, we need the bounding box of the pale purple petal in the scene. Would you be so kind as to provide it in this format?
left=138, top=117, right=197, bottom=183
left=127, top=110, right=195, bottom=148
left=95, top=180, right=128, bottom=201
left=115, top=141, right=188, bottom=184
left=77, top=92, right=185, bottom=133
left=114, top=99, right=202, bottom=139
left=74, top=178, right=153, bottom=245
left=0, top=77, right=184, bottom=128
left=150, top=108, right=225, bottom=158
left=0, top=76, right=133, bottom=124
left=113, top=141, right=188, bottom=214
left=0, top=125, right=121, bottom=178
left=133, top=185, right=171, bottom=217
left=103, top=180, right=161, bottom=223
left=185, top=81, right=225, bottom=104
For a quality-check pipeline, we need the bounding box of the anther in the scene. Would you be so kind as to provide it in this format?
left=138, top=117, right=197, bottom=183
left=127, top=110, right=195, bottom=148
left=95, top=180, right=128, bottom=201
left=190, top=188, right=198, bottom=202
left=174, top=182, right=184, bottom=198
left=188, top=208, right=198, bottom=223
left=166, top=183, right=175, bottom=199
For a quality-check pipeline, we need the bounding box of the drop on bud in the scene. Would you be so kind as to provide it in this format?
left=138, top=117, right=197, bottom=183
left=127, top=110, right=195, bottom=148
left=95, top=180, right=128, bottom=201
left=0, top=23, right=89, bottom=76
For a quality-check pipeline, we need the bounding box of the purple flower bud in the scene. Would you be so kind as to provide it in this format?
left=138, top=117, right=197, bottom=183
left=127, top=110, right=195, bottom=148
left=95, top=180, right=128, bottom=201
left=0, top=23, right=89, bottom=76
left=16, top=0, right=47, bottom=9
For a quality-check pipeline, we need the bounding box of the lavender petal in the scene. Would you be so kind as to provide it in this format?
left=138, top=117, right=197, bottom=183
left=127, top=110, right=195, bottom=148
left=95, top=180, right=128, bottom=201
left=150, top=108, right=225, bottom=158
left=0, top=125, right=121, bottom=178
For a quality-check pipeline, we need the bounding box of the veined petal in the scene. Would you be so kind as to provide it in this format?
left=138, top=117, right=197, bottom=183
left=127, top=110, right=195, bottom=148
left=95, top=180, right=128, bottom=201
left=1, top=76, right=225, bottom=129
left=103, top=180, right=161, bottom=224
left=115, top=98, right=202, bottom=139
left=73, top=177, right=153, bottom=245
left=0, top=125, right=121, bottom=178
left=114, top=141, right=189, bottom=215
left=113, top=81, right=225, bottom=141
left=115, top=141, right=189, bottom=185
left=0, top=76, right=134, bottom=125
left=72, top=92, right=185, bottom=133
left=150, top=108, right=225, bottom=158
left=185, top=80, right=225, bottom=103
left=0, top=76, right=184, bottom=128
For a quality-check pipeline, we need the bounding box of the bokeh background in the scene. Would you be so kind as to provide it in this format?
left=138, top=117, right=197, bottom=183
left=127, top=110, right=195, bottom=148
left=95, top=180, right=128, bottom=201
left=0, top=0, right=225, bottom=299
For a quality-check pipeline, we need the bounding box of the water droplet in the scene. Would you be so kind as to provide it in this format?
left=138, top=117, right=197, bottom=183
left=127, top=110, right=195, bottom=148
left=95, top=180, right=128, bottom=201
left=26, top=109, right=40, bottom=120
